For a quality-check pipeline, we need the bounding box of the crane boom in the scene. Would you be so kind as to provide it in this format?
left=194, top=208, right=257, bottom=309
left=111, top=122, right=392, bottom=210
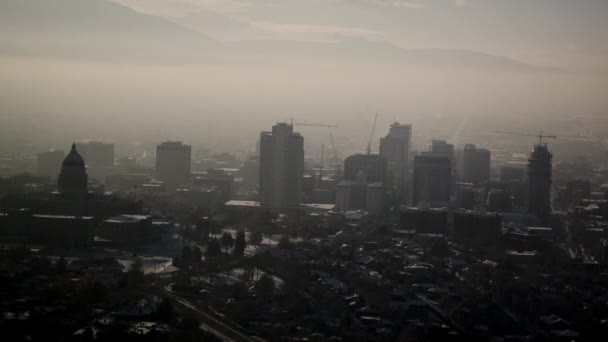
left=367, top=113, right=378, bottom=154
left=292, top=121, right=340, bottom=162
left=495, top=130, right=556, bottom=145
left=293, top=123, right=338, bottom=128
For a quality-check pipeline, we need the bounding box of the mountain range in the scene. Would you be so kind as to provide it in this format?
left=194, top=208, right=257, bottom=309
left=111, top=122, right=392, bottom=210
left=0, top=0, right=542, bottom=71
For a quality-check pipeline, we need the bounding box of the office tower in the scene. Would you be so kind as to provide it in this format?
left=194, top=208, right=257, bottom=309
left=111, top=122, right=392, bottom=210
left=259, top=122, right=304, bottom=208
left=343, top=154, right=386, bottom=183
left=412, top=155, right=451, bottom=206
left=156, top=141, right=192, bottom=189
left=421, top=139, right=455, bottom=171
left=527, top=143, right=552, bottom=223
left=37, top=149, right=65, bottom=180
left=78, top=142, right=115, bottom=183
left=379, top=123, right=412, bottom=190
left=463, top=144, right=491, bottom=184
left=431, top=140, right=454, bottom=159
left=58, top=143, right=88, bottom=199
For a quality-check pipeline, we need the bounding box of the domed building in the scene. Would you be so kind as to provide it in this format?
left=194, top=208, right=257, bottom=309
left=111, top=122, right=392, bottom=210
left=58, top=143, right=88, bottom=199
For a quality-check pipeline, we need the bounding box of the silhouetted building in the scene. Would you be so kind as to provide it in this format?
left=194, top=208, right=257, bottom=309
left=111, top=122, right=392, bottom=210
left=379, top=123, right=412, bottom=192
left=344, top=154, right=386, bottom=183
left=336, top=171, right=385, bottom=215
left=0, top=209, right=94, bottom=247
left=463, top=144, right=491, bottom=184
left=36, top=149, right=64, bottom=180
left=566, top=179, right=592, bottom=204
left=487, top=189, right=513, bottom=212
left=422, top=139, right=455, bottom=163
left=400, top=207, right=447, bottom=235
left=155, top=141, right=191, bottom=189
left=259, top=123, right=304, bottom=208
left=528, top=144, right=552, bottom=223
left=453, top=211, right=502, bottom=238
left=455, top=184, right=477, bottom=210
left=58, top=143, right=88, bottom=199
left=413, top=155, right=451, bottom=206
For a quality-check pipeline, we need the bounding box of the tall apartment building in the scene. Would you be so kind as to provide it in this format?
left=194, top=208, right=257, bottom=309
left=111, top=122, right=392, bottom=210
left=413, top=155, right=451, bottom=206
left=259, top=123, right=304, bottom=208
left=156, top=141, right=191, bottom=189
left=463, top=144, right=491, bottom=184
left=528, top=143, right=552, bottom=224
left=379, top=123, right=412, bottom=191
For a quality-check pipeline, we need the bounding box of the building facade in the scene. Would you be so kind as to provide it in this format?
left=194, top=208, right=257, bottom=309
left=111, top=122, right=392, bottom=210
left=379, top=123, right=412, bottom=191
left=528, top=144, right=552, bottom=223
left=259, top=123, right=304, bottom=208
left=156, top=141, right=192, bottom=189
left=343, top=154, right=387, bottom=183
left=58, top=143, right=88, bottom=199
left=463, top=144, right=491, bottom=184
left=412, top=155, right=451, bottom=206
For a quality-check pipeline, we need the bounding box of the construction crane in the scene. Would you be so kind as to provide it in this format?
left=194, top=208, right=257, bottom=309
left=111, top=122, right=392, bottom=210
left=495, top=130, right=557, bottom=145
left=292, top=122, right=340, bottom=164
left=366, top=113, right=378, bottom=154
left=293, top=123, right=338, bottom=128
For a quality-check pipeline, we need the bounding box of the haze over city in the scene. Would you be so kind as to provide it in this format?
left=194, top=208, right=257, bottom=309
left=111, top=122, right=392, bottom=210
left=1, top=1, right=608, bottom=341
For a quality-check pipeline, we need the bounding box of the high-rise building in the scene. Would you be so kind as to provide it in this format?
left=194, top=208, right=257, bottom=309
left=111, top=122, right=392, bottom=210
left=463, top=144, right=491, bottom=184
left=528, top=143, right=552, bottom=223
left=343, top=154, right=386, bottom=183
left=421, top=139, right=455, bottom=171
left=37, top=149, right=65, bottom=180
left=259, top=123, right=304, bottom=208
left=58, top=143, right=88, bottom=199
left=78, top=142, right=115, bottom=183
left=430, top=140, right=454, bottom=160
left=379, top=123, right=412, bottom=191
left=413, top=155, right=451, bottom=206
left=156, top=141, right=191, bottom=189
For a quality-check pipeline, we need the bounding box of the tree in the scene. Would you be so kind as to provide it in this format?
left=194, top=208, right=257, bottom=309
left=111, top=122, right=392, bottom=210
left=194, top=220, right=210, bottom=243
left=157, top=297, right=173, bottom=322
left=220, top=232, right=234, bottom=253
left=278, top=235, right=293, bottom=250
left=121, top=259, right=144, bottom=289
left=233, top=231, right=246, bottom=257
left=55, top=256, right=67, bottom=273
left=255, top=274, right=275, bottom=302
left=192, top=247, right=202, bottom=266
left=249, top=231, right=263, bottom=246
left=206, top=238, right=222, bottom=259
left=174, top=246, right=193, bottom=269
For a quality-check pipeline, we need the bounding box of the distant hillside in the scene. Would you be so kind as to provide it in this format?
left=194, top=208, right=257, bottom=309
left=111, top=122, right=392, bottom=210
left=0, top=0, right=542, bottom=71
left=0, top=0, right=218, bottom=62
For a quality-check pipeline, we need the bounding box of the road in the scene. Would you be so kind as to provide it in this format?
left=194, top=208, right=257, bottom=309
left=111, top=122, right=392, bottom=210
left=163, top=284, right=259, bottom=342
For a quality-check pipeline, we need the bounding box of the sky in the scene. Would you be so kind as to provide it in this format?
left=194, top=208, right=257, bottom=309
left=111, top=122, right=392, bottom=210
left=0, top=0, right=607, bottom=151
left=111, top=0, right=608, bottom=71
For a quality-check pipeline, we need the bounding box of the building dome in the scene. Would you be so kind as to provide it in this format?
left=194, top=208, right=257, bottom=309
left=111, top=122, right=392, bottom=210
left=58, top=143, right=88, bottom=198
left=62, top=143, right=85, bottom=167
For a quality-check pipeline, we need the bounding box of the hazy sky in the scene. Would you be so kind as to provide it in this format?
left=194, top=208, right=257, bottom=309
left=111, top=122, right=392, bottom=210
left=112, top=0, right=608, bottom=70
left=0, top=0, right=607, bottom=151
